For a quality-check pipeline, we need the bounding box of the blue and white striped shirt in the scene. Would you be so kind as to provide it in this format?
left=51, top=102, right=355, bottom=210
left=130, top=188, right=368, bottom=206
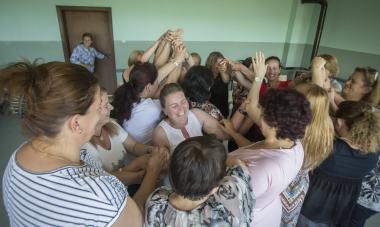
left=2, top=148, right=128, bottom=227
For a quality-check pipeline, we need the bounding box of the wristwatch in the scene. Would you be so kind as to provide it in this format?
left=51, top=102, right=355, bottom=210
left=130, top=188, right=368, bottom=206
left=255, top=76, right=263, bottom=82
left=173, top=60, right=180, bottom=67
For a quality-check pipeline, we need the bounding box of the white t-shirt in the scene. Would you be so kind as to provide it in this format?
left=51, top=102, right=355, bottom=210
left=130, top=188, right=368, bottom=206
left=81, top=121, right=129, bottom=172
left=122, top=98, right=161, bottom=145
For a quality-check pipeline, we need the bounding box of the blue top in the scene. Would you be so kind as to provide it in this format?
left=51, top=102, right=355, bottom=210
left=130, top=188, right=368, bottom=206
left=318, top=138, right=378, bottom=179
left=70, top=44, right=104, bottom=73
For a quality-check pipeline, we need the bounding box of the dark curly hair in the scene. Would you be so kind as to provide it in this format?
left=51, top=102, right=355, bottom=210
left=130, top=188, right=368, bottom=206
left=169, top=136, right=226, bottom=201
left=180, top=66, right=214, bottom=103
left=259, top=89, right=311, bottom=141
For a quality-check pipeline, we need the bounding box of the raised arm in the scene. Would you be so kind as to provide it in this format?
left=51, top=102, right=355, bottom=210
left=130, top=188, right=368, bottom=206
left=155, top=43, right=186, bottom=87
left=218, top=59, right=232, bottom=84
left=311, top=56, right=327, bottom=88
left=233, top=71, right=252, bottom=90
left=230, top=60, right=255, bottom=81
left=246, top=52, right=267, bottom=125
left=153, top=32, right=172, bottom=68
left=185, top=50, right=195, bottom=68
left=140, top=37, right=161, bottom=63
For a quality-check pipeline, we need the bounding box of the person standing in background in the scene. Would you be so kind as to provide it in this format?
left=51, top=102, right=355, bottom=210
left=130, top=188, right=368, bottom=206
left=70, top=32, right=106, bottom=73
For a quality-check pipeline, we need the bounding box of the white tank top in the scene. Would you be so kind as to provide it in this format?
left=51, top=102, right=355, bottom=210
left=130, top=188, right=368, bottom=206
left=158, top=110, right=203, bottom=153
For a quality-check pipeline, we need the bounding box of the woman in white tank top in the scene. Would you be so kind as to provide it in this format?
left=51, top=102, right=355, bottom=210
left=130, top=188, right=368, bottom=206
left=152, top=83, right=229, bottom=152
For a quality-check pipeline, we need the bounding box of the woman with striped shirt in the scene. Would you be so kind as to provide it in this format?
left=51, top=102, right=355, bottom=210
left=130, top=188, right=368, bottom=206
left=1, top=61, right=167, bottom=226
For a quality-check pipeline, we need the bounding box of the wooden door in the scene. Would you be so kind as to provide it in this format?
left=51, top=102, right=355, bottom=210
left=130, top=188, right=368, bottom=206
left=57, top=6, right=117, bottom=93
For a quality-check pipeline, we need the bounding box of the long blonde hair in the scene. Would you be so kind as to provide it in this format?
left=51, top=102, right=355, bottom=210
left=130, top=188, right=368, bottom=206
left=295, top=83, right=334, bottom=170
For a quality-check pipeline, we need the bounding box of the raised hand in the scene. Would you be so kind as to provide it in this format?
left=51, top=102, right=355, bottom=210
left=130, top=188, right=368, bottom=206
left=252, top=51, right=267, bottom=80
left=217, top=58, right=228, bottom=73
left=311, top=56, right=329, bottom=89
left=311, top=56, right=326, bottom=70
left=174, top=44, right=187, bottom=63
left=228, top=59, right=241, bottom=71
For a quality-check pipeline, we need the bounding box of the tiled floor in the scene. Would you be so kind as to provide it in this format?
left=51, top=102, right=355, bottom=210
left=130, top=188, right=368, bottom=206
left=0, top=114, right=379, bottom=226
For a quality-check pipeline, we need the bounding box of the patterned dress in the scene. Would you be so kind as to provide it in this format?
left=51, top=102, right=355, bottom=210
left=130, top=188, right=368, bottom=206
left=190, top=101, right=224, bottom=121
left=145, top=165, right=255, bottom=227
left=357, top=155, right=380, bottom=212
left=280, top=169, right=310, bottom=227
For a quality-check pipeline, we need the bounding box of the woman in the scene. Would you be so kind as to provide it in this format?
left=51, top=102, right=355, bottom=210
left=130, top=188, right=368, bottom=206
left=70, top=32, right=105, bottom=73
left=181, top=65, right=224, bottom=121
left=82, top=87, right=168, bottom=207
left=1, top=61, right=166, bottom=226
left=312, top=57, right=380, bottom=110
left=152, top=83, right=229, bottom=153
left=298, top=101, right=380, bottom=227
left=280, top=82, right=334, bottom=227
left=81, top=88, right=161, bottom=186
left=145, top=136, right=254, bottom=226
left=229, top=56, right=292, bottom=147
left=228, top=52, right=312, bottom=227
left=206, top=51, right=232, bottom=118
left=259, top=56, right=291, bottom=96
left=111, top=62, right=161, bottom=145
left=336, top=67, right=379, bottom=107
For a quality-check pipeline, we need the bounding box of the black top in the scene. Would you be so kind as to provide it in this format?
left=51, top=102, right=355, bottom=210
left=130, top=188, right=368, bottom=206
left=318, top=138, right=378, bottom=179
left=301, top=138, right=378, bottom=226
left=210, top=76, right=229, bottom=118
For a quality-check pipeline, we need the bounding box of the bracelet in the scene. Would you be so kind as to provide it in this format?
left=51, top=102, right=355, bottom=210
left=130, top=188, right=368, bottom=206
left=173, top=60, right=180, bottom=67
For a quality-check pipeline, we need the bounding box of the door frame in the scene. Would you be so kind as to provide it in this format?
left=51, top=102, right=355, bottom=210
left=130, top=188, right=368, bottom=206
left=56, top=6, right=115, bottom=63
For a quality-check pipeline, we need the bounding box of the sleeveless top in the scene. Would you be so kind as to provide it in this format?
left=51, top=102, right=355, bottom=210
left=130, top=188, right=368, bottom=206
left=81, top=120, right=129, bottom=172
left=158, top=110, right=203, bottom=153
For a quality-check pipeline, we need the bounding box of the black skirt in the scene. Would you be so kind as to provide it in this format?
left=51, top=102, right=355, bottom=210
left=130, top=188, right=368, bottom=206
left=300, top=169, right=362, bottom=226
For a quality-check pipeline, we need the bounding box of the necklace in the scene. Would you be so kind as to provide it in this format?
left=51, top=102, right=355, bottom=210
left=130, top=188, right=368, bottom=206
left=30, top=140, right=80, bottom=165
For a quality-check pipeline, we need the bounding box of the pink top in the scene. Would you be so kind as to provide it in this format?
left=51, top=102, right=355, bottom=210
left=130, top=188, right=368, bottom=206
left=230, top=140, right=304, bottom=227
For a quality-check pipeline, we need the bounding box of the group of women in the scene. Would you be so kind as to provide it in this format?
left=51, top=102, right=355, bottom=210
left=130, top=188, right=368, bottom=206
left=1, top=29, right=380, bottom=227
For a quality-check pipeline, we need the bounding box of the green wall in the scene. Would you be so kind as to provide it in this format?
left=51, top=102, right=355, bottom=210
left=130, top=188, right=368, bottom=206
left=1, top=0, right=379, bottom=82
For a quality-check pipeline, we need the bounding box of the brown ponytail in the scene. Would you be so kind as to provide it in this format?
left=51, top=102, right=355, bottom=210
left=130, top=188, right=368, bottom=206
left=0, top=60, right=99, bottom=138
